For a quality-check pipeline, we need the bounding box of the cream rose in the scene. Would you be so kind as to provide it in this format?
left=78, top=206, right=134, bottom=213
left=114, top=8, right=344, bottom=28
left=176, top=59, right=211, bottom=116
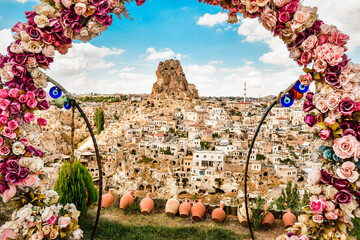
left=34, top=3, right=51, bottom=16
left=325, top=92, right=340, bottom=110
left=58, top=216, right=71, bottom=229
left=326, top=185, right=339, bottom=200
left=41, top=207, right=53, bottom=222
left=20, top=31, right=30, bottom=41
left=314, top=97, right=328, bottom=113
left=34, top=76, right=48, bottom=89
left=307, top=167, right=321, bottom=185
left=74, top=2, right=87, bottom=15
left=0, top=69, right=14, bottom=83
left=34, top=15, right=49, bottom=28
left=294, top=10, right=310, bottom=24
left=42, top=225, right=51, bottom=235
left=26, top=41, right=42, bottom=53
left=301, top=35, right=317, bottom=51
left=12, top=142, right=26, bottom=155
left=19, top=157, right=32, bottom=167
left=42, top=45, right=55, bottom=58
left=72, top=229, right=84, bottom=240
left=289, top=47, right=301, bottom=59
left=10, top=43, right=23, bottom=54
left=246, top=2, right=259, bottom=14
left=307, top=185, right=322, bottom=195
left=49, top=229, right=59, bottom=239
left=256, top=0, right=269, bottom=7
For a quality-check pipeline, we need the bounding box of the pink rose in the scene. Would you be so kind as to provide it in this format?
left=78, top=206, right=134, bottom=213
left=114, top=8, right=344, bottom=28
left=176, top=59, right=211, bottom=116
left=26, top=91, right=35, bottom=99
left=26, top=57, right=37, bottom=68
left=47, top=215, right=57, bottom=225
left=272, top=0, right=291, bottom=7
left=327, top=53, right=343, bottom=66
left=7, top=120, right=18, bottom=131
left=58, top=216, right=71, bottom=229
left=333, top=135, right=359, bottom=159
left=2, top=127, right=16, bottom=139
left=0, top=137, right=3, bottom=146
left=336, top=161, right=359, bottom=182
left=0, top=183, right=16, bottom=203
left=0, top=116, right=7, bottom=126
left=314, top=97, right=328, bottom=113
left=0, top=89, right=8, bottom=98
left=1, top=229, right=17, bottom=239
left=324, top=116, right=336, bottom=126
left=37, top=118, right=47, bottom=126
left=313, top=59, right=327, bottom=74
left=19, top=137, right=31, bottom=147
left=74, top=3, right=87, bottom=15
left=24, top=112, right=35, bottom=123
left=24, top=174, right=40, bottom=188
left=293, top=10, right=310, bottom=24
left=8, top=88, right=20, bottom=99
left=329, top=31, right=349, bottom=46
left=310, top=200, right=326, bottom=215
left=319, top=129, right=331, bottom=140
left=298, top=235, right=309, bottom=240
left=61, top=0, right=72, bottom=8
left=301, top=35, right=317, bottom=51
left=312, top=214, right=324, bottom=224
left=317, top=34, right=328, bottom=45
left=339, top=214, right=350, bottom=223
left=12, top=21, right=26, bottom=33
left=300, top=51, right=312, bottom=66
left=27, top=98, right=38, bottom=108
left=0, top=99, right=11, bottom=111
left=19, top=94, right=28, bottom=103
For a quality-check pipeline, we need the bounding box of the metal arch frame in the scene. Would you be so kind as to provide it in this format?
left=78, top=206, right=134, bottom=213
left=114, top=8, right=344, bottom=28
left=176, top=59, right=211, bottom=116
left=243, top=80, right=299, bottom=240
left=47, top=76, right=103, bottom=240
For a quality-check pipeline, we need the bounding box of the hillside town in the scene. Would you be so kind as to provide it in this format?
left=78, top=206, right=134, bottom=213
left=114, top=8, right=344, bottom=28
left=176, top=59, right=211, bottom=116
left=37, top=60, right=317, bottom=205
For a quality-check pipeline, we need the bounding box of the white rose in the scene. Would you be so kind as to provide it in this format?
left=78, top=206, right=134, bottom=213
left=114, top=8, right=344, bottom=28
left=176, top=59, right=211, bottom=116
left=12, top=142, right=26, bottom=155
left=88, top=20, right=101, bottom=34
left=72, top=229, right=83, bottom=240
left=41, top=207, right=53, bottom=222
left=0, top=69, right=14, bottom=83
left=307, top=167, right=322, bottom=185
left=10, top=43, right=23, bottom=54
left=340, top=198, right=358, bottom=218
left=326, top=185, right=339, bottom=200
left=34, top=76, right=48, bottom=88
left=307, top=185, right=322, bottom=195
left=1, top=221, right=18, bottom=230
left=20, top=31, right=30, bottom=42
left=34, top=15, right=49, bottom=28
left=29, top=157, right=44, bottom=172
left=16, top=206, right=33, bottom=222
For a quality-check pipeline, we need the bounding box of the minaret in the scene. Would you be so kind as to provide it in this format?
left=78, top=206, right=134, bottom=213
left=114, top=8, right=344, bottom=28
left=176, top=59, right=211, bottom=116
left=244, top=81, right=247, bottom=102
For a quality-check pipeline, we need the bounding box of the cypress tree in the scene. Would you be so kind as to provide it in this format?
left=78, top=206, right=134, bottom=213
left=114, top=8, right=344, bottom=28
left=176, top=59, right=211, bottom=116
left=95, top=107, right=105, bottom=134
left=54, top=160, right=98, bottom=213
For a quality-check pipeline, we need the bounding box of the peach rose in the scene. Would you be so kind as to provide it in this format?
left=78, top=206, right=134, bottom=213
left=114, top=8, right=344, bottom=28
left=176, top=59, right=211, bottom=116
left=325, top=92, right=341, bottom=110
left=256, top=0, right=269, bottom=7
left=42, top=226, right=51, bottom=235
left=314, top=97, right=328, bottom=113
left=343, top=82, right=357, bottom=93
left=289, top=47, right=301, bottom=60
left=336, top=161, right=359, bottom=182
left=74, top=3, right=87, bottom=15
left=246, top=2, right=259, bottom=14
left=31, top=232, right=43, bottom=240
left=1, top=183, right=16, bottom=203
left=313, top=59, right=327, bottom=73
left=301, top=35, right=317, bottom=51
left=294, top=10, right=310, bottom=24
left=324, top=116, right=336, bottom=126
left=333, top=135, right=359, bottom=159
left=272, top=0, right=292, bottom=7
left=61, top=0, right=72, bottom=8
left=49, top=229, right=59, bottom=239
left=58, top=216, right=71, bottom=228
left=259, top=7, right=277, bottom=32
left=339, top=72, right=354, bottom=87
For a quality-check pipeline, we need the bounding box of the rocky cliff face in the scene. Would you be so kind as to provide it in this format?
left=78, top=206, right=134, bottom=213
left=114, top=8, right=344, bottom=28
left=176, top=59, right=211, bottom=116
left=149, top=59, right=199, bottom=100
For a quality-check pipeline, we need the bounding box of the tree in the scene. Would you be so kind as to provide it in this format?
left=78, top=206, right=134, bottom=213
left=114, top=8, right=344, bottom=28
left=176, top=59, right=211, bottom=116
left=200, top=141, right=211, bottom=150
left=274, top=181, right=301, bottom=211
left=95, top=107, right=104, bottom=134
left=256, top=154, right=266, bottom=161
left=54, top=160, right=98, bottom=213
left=212, top=133, right=219, bottom=139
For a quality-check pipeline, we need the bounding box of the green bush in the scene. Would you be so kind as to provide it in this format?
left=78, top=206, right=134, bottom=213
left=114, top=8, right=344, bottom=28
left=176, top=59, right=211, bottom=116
left=54, top=160, right=98, bottom=213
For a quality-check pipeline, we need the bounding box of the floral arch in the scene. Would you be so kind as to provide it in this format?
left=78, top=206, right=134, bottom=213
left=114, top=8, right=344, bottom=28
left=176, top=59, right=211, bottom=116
left=0, top=0, right=359, bottom=239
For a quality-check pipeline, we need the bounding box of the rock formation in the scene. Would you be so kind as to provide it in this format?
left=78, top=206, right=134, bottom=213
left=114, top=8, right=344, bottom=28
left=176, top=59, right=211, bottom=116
left=149, top=59, right=199, bottom=100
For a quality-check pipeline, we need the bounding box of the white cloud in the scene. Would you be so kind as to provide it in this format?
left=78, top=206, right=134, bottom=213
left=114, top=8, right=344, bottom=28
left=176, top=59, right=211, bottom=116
left=145, top=47, right=182, bottom=61
left=197, top=12, right=228, bottom=27
left=0, top=29, right=13, bottom=55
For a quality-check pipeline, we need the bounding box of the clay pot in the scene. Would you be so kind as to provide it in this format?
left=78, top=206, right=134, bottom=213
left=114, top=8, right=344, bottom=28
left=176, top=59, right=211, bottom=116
left=119, top=190, right=136, bottom=209
left=140, top=193, right=154, bottom=215
left=283, top=208, right=296, bottom=228
left=237, top=203, right=252, bottom=227
left=165, top=197, right=180, bottom=216
left=261, top=205, right=274, bottom=227
left=212, top=202, right=226, bottom=223
left=191, top=199, right=206, bottom=222
left=179, top=199, right=191, bottom=218
left=101, top=190, right=114, bottom=208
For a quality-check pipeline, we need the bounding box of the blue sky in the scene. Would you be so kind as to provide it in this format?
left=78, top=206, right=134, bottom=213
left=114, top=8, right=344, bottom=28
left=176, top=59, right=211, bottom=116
left=0, top=0, right=360, bottom=97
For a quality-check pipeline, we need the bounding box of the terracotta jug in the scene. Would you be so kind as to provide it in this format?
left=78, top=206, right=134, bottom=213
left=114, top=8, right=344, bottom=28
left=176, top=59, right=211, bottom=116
left=140, top=193, right=154, bottom=215
left=119, top=190, right=136, bottom=209
left=212, top=202, right=226, bottom=223
left=283, top=208, right=296, bottom=228
left=191, top=199, right=206, bottom=221
left=237, top=203, right=252, bottom=227
left=165, top=197, right=180, bottom=216
left=261, top=205, right=274, bottom=227
left=179, top=199, right=191, bottom=218
left=101, top=190, right=114, bottom=208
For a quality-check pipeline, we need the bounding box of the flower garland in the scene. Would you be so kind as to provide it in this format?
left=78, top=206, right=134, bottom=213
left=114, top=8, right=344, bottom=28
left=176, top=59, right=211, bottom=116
left=199, top=0, right=360, bottom=239
left=0, top=0, right=145, bottom=239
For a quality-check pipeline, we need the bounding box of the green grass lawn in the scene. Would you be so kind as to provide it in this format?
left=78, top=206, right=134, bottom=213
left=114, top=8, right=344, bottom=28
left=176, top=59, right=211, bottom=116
left=80, top=214, right=248, bottom=240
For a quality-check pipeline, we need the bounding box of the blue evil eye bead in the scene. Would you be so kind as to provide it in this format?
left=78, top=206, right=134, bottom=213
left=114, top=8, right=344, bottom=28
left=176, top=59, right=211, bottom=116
left=318, top=145, right=327, bottom=154
left=294, top=82, right=309, bottom=94
left=281, top=94, right=294, bottom=107
left=49, top=86, right=62, bottom=99
left=323, top=149, right=333, bottom=160
left=64, top=99, right=71, bottom=110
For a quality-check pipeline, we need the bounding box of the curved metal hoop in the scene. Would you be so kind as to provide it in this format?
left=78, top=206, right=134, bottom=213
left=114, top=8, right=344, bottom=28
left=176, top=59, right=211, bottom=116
left=47, top=76, right=103, bottom=240
left=244, top=80, right=299, bottom=240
